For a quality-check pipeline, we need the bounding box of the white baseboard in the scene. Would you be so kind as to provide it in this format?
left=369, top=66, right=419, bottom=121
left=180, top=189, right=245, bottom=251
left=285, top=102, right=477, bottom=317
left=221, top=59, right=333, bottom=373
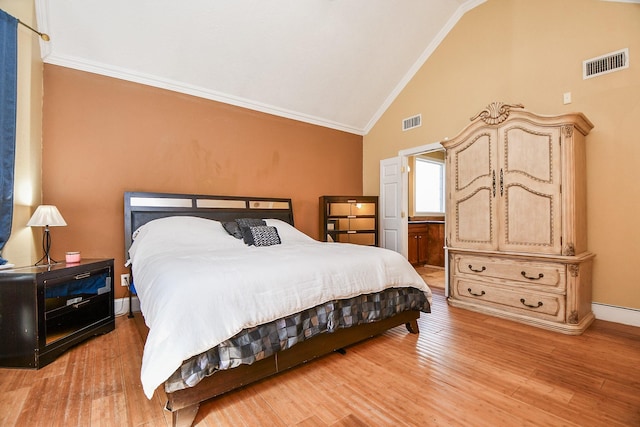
left=592, top=302, right=640, bottom=327
left=114, top=296, right=140, bottom=317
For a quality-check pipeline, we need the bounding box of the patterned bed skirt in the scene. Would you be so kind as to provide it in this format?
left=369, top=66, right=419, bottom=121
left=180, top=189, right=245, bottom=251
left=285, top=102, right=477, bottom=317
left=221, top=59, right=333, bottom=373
left=165, top=286, right=431, bottom=393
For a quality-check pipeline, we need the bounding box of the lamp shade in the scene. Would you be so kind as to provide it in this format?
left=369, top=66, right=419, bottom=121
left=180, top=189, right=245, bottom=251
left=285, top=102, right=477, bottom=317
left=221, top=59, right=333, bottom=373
left=26, top=205, right=67, bottom=227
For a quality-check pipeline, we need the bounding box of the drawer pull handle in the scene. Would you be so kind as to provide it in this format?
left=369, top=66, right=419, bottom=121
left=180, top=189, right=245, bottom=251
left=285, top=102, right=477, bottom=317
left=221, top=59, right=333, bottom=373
left=467, top=288, right=486, bottom=297
left=72, top=300, right=91, bottom=309
left=74, top=272, right=91, bottom=280
left=468, top=265, right=486, bottom=273
left=520, top=298, right=543, bottom=309
left=521, top=271, right=544, bottom=280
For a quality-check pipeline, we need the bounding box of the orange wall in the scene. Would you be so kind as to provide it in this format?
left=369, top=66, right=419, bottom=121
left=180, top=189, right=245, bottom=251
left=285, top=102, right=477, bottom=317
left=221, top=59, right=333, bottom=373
left=42, top=65, right=363, bottom=298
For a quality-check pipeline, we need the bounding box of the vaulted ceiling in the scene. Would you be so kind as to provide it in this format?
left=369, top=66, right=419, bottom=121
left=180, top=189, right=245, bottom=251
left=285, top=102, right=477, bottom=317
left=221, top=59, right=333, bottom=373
left=35, top=0, right=486, bottom=135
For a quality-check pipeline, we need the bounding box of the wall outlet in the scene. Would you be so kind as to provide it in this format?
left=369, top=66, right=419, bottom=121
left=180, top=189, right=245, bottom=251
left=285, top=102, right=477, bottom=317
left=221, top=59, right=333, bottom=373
left=120, top=273, right=130, bottom=287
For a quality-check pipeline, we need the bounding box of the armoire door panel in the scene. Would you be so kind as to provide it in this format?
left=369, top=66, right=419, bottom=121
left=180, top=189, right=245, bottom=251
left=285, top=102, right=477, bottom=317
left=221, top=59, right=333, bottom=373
left=502, top=126, right=556, bottom=183
left=503, top=184, right=554, bottom=248
left=455, top=132, right=493, bottom=191
left=499, top=123, right=562, bottom=254
left=455, top=187, right=495, bottom=249
left=447, top=128, right=498, bottom=251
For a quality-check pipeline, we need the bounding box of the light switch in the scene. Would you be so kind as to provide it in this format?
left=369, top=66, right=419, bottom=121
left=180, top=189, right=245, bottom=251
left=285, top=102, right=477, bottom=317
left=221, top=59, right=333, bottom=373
left=563, top=92, right=572, bottom=104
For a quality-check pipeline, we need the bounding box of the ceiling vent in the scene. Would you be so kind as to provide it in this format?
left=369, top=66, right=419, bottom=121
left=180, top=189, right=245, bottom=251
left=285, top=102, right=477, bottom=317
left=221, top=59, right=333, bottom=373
left=583, top=48, right=629, bottom=79
left=402, top=114, right=422, bottom=131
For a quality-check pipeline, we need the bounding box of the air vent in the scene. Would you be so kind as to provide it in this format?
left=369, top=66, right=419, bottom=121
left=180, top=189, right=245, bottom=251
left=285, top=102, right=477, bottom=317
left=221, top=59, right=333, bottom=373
left=583, top=48, right=629, bottom=79
left=402, top=114, right=422, bottom=131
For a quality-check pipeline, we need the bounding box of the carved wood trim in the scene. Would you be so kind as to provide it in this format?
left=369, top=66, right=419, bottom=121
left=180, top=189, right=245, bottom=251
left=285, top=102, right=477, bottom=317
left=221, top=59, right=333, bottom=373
left=563, top=243, right=576, bottom=256
left=568, top=310, right=579, bottom=324
left=471, top=102, right=525, bottom=125
left=569, top=264, right=580, bottom=277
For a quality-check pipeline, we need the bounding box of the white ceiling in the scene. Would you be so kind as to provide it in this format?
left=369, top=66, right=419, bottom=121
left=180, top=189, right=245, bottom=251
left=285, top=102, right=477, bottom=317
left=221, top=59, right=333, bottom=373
left=35, top=0, right=486, bottom=135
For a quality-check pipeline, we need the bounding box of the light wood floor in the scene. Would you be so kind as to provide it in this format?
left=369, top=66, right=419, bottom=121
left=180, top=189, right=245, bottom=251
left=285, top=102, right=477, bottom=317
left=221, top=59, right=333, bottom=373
left=1, top=288, right=639, bottom=426
left=414, top=265, right=445, bottom=289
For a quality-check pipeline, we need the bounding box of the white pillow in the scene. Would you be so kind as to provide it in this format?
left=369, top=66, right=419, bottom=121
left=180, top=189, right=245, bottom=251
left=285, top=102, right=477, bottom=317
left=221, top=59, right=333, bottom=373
left=265, top=219, right=316, bottom=244
left=129, top=216, right=246, bottom=260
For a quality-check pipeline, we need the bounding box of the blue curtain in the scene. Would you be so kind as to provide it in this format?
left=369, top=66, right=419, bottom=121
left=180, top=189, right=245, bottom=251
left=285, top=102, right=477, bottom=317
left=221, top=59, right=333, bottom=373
left=0, top=9, right=18, bottom=265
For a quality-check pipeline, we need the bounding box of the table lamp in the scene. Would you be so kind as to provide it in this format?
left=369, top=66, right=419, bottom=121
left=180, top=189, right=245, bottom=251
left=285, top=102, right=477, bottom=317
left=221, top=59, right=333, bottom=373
left=27, top=205, right=67, bottom=265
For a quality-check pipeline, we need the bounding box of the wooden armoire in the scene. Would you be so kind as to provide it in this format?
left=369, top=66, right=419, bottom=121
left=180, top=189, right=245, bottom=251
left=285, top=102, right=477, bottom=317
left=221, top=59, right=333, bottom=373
left=441, top=102, right=595, bottom=334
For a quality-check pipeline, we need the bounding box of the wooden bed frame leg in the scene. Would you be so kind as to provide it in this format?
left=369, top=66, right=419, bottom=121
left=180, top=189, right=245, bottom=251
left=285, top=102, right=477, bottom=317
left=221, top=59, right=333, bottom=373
left=405, top=319, right=419, bottom=334
left=170, top=403, right=200, bottom=427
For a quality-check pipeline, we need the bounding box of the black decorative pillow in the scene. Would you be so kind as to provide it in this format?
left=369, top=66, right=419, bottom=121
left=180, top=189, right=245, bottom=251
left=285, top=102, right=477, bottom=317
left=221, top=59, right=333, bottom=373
left=235, top=218, right=266, bottom=229
left=242, top=225, right=281, bottom=247
left=222, top=221, right=243, bottom=239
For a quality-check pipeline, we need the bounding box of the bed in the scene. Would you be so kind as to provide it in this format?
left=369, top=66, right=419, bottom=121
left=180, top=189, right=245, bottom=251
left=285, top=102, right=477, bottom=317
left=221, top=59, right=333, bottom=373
left=124, top=191, right=432, bottom=427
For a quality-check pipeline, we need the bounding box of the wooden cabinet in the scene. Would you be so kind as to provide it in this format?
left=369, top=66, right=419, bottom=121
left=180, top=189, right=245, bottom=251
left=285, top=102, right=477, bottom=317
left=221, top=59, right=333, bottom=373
left=408, top=223, right=428, bottom=265
left=426, top=222, right=445, bottom=267
left=319, top=196, right=378, bottom=246
left=442, top=102, right=594, bottom=334
left=408, top=222, right=445, bottom=267
left=0, top=259, right=115, bottom=368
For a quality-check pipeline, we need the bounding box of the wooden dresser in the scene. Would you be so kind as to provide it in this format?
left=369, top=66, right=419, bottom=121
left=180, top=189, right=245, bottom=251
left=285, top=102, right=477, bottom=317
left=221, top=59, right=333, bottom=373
left=441, top=102, right=595, bottom=334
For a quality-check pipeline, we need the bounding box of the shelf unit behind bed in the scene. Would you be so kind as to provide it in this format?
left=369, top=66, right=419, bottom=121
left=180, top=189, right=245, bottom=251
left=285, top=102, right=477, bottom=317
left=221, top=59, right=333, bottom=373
left=124, top=191, right=294, bottom=257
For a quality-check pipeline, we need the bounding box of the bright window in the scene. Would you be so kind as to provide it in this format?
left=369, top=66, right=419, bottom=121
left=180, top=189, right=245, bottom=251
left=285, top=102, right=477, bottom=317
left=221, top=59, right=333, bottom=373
left=415, top=157, right=445, bottom=214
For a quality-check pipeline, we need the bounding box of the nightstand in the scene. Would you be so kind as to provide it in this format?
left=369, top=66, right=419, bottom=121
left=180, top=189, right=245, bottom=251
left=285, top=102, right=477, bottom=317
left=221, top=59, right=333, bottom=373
left=0, top=258, right=115, bottom=368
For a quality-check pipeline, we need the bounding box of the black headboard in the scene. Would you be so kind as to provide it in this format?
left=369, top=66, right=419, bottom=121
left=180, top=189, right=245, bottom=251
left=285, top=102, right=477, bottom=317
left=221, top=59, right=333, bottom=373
left=124, top=191, right=294, bottom=258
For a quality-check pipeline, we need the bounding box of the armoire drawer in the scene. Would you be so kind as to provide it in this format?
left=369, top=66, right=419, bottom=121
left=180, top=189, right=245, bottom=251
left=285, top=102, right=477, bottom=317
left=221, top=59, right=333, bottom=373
left=452, top=276, right=566, bottom=323
left=452, top=254, right=566, bottom=291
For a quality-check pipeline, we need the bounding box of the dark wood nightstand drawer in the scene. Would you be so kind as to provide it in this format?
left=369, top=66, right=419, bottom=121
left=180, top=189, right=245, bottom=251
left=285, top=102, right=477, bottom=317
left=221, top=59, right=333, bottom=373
left=0, top=259, right=115, bottom=368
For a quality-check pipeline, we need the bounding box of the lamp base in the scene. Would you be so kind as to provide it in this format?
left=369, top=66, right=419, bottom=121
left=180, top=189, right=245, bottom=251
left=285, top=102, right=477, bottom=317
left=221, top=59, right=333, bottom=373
left=34, top=256, right=61, bottom=266
left=34, top=227, right=60, bottom=266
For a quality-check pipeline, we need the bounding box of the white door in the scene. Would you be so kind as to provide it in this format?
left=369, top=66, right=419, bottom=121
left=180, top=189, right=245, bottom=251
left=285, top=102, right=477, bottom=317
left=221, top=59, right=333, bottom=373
left=379, top=157, right=405, bottom=256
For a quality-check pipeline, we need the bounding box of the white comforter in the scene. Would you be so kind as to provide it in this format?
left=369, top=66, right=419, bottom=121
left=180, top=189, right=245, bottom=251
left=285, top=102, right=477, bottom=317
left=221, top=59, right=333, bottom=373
left=129, top=216, right=431, bottom=399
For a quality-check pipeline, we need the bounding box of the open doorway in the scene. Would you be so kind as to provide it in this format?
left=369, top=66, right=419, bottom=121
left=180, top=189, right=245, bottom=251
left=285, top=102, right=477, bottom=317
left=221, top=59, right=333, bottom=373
left=407, top=150, right=445, bottom=289
left=393, top=142, right=446, bottom=292
left=379, top=142, right=448, bottom=292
